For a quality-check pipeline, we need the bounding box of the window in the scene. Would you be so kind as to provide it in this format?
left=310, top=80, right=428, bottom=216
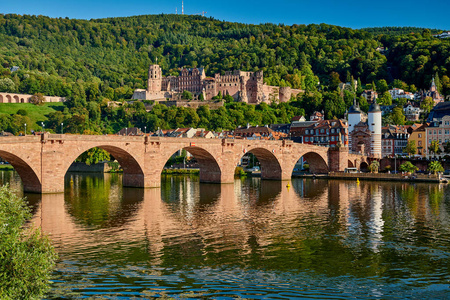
left=305, top=137, right=309, bottom=142
left=320, top=129, right=324, bottom=134
left=331, top=129, right=335, bottom=133
left=331, top=136, right=335, bottom=141
left=418, top=134, right=422, bottom=138
left=305, top=129, right=309, bottom=134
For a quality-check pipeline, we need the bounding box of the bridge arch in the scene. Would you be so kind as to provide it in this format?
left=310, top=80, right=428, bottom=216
left=348, top=160, right=354, bottom=168
left=298, top=151, right=329, bottom=174
left=6, top=95, right=11, bottom=103
left=0, top=95, right=3, bottom=103
left=62, top=145, right=145, bottom=188
left=160, top=145, right=222, bottom=183
left=13, top=95, right=19, bottom=103
left=236, top=147, right=282, bottom=180
left=0, top=150, right=41, bottom=193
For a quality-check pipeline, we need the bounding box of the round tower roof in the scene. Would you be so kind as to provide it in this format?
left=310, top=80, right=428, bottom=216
left=369, top=102, right=381, bottom=113
left=348, top=104, right=362, bottom=114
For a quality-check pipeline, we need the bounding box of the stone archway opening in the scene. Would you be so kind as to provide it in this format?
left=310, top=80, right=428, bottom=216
left=13, top=95, right=19, bottom=103
left=6, top=95, right=12, bottom=103
left=360, top=161, right=369, bottom=172
left=162, top=147, right=222, bottom=183
left=66, top=146, right=145, bottom=188
left=296, top=152, right=328, bottom=174
left=348, top=160, right=354, bottom=168
left=0, top=95, right=3, bottom=103
left=0, top=151, right=41, bottom=193
left=238, top=148, right=282, bottom=180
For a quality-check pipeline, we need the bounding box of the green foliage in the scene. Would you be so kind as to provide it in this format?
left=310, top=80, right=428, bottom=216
left=0, top=185, right=57, bottom=299
left=369, top=160, right=380, bottom=173
left=16, top=109, right=28, bottom=116
left=428, top=140, right=441, bottom=157
left=428, top=161, right=444, bottom=174
left=403, top=140, right=417, bottom=156
left=29, top=93, right=45, bottom=106
left=399, top=161, right=418, bottom=173
left=182, top=90, right=193, bottom=100
left=0, top=78, right=15, bottom=92
left=420, top=96, right=434, bottom=114
left=77, top=147, right=111, bottom=165
left=391, top=106, right=406, bottom=125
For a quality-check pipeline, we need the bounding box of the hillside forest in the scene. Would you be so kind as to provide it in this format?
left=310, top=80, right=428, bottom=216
left=0, top=14, right=450, bottom=134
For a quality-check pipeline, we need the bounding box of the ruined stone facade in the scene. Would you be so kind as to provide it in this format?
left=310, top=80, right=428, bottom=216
left=132, top=64, right=303, bottom=104
left=0, top=93, right=65, bottom=103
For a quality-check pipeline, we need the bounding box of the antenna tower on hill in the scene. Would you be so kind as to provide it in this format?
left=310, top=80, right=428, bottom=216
left=182, top=1, right=184, bottom=15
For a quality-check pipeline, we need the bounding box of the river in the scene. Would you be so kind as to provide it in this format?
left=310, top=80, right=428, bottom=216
left=1, top=171, right=449, bottom=299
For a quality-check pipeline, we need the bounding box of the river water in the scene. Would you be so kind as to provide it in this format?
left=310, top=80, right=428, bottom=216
left=2, top=171, right=450, bottom=299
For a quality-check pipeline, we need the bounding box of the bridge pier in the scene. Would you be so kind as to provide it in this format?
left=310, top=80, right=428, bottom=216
left=328, top=147, right=349, bottom=172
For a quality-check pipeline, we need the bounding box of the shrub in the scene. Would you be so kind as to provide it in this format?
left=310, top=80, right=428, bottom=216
left=0, top=185, right=58, bottom=299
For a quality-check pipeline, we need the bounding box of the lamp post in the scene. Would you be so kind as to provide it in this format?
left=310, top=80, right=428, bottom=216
left=144, top=126, right=146, bottom=135
left=41, top=122, right=44, bottom=134
left=24, top=123, right=26, bottom=136
left=61, top=123, right=63, bottom=134
left=125, top=127, right=127, bottom=136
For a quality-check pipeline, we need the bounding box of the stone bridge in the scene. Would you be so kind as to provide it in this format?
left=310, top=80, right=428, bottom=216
left=0, top=134, right=368, bottom=193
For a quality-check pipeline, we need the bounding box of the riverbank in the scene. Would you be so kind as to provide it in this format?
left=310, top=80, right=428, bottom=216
left=292, top=172, right=447, bottom=183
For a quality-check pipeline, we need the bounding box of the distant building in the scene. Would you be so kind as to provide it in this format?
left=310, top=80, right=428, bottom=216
left=433, top=32, right=450, bottom=39
left=117, top=127, right=143, bottom=136
left=133, top=64, right=303, bottom=104
left=234, top=124, right=288, bottom=140
left=270, top=123, right=291, bottom=135
left=310, top=111, right=324, bottom=121
left=10, top=66, right=19, bottom=72
left=389, top=88, right=415, bottom=101
left=361, top=90, right=378, bottom=104
left=416, top=77, right=444, bottom=105
left=426, top=115, right=450, bottom=158
left=289, top=119, right=348, bottom=147
left=408, top=123, right=427, bottom=157
left=403, top=104, right=422, bottom=121
left=347, top=100, right=382, bottom=157
left=381, top=125, right=410, bottom=157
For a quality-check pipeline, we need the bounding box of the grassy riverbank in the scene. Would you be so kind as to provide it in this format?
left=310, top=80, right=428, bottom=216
left=162, top=169, right=199, bottom=175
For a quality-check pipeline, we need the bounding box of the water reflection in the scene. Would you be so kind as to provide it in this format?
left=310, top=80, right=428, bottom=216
left=10, top=172, right=448, bottom=298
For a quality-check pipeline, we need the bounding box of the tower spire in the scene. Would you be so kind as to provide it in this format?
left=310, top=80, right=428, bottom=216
left=182, top=1, right=184, bottom=15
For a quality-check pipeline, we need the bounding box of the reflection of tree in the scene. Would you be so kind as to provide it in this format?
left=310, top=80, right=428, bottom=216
left=64, top=173, right=142, bottom=228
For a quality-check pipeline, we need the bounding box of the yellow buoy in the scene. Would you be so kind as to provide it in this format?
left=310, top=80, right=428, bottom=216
left=286, top=182, right=291, bottom=188
left=356, top=178, right=360, bottom=184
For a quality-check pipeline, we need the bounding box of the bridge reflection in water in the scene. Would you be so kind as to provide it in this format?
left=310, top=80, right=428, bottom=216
left=22, top=174, right=450, bottom=298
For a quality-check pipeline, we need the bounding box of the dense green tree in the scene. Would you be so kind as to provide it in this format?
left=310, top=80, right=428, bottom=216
left=0, top=78, right=15, bottom=92
left=391, top=106, right=406, bottom=125
left=399, top=161, right=418, bottom=173
left=182, top=90, right=193, bottom=100
left=420, top=96, right=434, bottom=114
left=428, top=161, right=444, bottom=174
left=403, top=140, right=417, bottom=157
left=0, top=185, right=57, bottom=299
left=429, top=140, right=441, bottom=158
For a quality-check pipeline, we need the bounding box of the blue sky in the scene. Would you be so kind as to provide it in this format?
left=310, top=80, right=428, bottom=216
left=2, top=0, right=449, bottom=29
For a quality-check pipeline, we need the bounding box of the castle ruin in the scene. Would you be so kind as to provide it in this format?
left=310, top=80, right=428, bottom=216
left=132, top=64, right=303, bottom=104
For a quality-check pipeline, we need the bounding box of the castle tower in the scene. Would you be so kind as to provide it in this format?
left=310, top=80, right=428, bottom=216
left=147, top=64, right=162, bottom=92
left=347, top=98, right=363, bottom=149
left=368, top=102, right=382, bottom=158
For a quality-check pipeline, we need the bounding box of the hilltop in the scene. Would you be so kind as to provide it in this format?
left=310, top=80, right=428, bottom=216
left=0, top=14, right=449, bottom=134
